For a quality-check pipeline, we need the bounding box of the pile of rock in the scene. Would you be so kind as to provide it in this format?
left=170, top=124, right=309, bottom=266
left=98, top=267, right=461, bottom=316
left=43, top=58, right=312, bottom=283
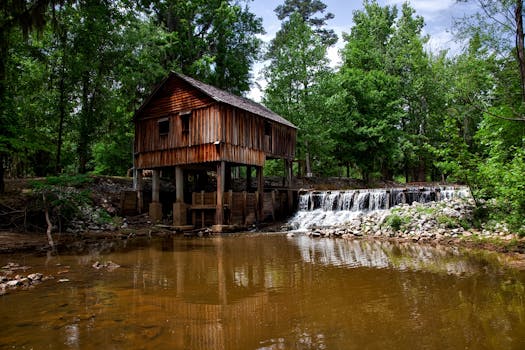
left=0, top=262, right=52, bottom=296
left=295, top=197, right=517, bottom=242
left=65, top=204, right=121, bottom=233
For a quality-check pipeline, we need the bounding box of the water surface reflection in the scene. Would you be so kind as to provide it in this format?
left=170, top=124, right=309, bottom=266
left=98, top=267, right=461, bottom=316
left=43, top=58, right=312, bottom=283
left=293, top=236, right=503, bottom=275
left=1, top=234, right=524, bottom=349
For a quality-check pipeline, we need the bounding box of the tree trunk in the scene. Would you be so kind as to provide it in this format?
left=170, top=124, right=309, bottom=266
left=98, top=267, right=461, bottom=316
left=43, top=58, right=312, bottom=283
left=55, top=30, right=67, bottom=174
left=417, top=158, right=426, bottom=182
left=0, top=30, right=7, bottom=194
left=78, top=72, right=90, bottom=174
left=515, top=0, right=525, bottom=103
left=304, top=140, right=312, bottom=177
left=42, top=193, right=55, bottom=249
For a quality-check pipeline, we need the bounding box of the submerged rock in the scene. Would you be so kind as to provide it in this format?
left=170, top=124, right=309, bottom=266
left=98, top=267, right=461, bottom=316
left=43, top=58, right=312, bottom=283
left=92, top=261, right=120, bottom=271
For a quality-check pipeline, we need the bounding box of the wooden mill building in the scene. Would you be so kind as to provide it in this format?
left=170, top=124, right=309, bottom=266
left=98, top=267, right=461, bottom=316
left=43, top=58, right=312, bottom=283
left=133, top=72, right=297, bottom=230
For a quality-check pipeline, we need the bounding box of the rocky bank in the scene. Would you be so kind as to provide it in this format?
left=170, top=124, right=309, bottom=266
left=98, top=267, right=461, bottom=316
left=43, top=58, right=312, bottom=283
left=287, top=196, right=524, bottom=248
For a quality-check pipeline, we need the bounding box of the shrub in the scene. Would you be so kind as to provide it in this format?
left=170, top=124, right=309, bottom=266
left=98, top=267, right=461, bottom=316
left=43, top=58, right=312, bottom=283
left=384, top=213, right=409, bottom=231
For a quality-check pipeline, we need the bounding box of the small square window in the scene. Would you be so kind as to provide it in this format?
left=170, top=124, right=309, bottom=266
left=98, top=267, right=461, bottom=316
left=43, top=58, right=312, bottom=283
left=264, top=121, right=272, bottom=136
left=158, top=118, right=169, bottom=136
left=181, top=112, right=191, bottom=134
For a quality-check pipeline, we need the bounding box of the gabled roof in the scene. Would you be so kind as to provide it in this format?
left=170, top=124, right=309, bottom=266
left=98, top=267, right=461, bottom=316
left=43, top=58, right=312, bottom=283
left=135, top=71, right=297, bottom=129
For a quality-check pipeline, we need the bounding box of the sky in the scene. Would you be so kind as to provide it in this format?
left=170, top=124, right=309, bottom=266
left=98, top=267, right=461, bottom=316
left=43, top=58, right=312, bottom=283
left=246, top=0, right=477, bottom=101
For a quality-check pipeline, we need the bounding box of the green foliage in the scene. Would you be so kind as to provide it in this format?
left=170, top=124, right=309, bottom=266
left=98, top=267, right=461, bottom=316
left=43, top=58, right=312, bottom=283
left=1, top=0, right=525, bottom=236
left=263, top=11, right=334, bottom=176
left=384, top=213, right=409, bottom=231
left=0, top=0, right=264, bottom=188
left=473, top=115, right=525, bottom=233
left=30, top=175, right=94, bottom=228
left=32, top=174, right=93, bottom=188
left=436, top=215, right=470, bottom=230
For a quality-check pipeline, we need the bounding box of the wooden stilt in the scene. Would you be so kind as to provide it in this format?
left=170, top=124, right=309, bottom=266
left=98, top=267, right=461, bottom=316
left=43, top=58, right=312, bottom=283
left=152, top=169, right=160, bottom=203
left=285, top=159, right=293, bottom=213
left=242, top=191, right=247, bottom=225
left=173, top=166, right=187, bottom=226
left=175, top=166, right=184, bottom=202
left=136, top=171, right=143, bottom=214
left=216, top=161, right=225, bottom=225
left=149, top=169, right=162, bottom=222
left=256, top=166, right=264, bottom=222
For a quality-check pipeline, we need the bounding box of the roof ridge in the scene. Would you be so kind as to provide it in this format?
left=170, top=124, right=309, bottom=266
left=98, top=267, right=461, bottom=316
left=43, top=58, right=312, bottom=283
left=172, top=72, right=297, bottom=129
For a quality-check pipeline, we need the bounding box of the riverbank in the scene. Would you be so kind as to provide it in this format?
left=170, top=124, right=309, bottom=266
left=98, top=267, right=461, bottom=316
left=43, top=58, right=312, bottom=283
left=1, top=176, right=524, bottom=260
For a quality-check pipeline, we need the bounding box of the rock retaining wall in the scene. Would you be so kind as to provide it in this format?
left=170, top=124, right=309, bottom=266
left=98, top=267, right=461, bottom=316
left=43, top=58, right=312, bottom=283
left=289, top=197, right=517, bottom=242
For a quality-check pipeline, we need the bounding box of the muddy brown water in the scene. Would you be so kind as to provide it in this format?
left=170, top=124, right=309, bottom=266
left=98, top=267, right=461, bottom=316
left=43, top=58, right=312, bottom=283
left=1, top=233, right=525, bottom=349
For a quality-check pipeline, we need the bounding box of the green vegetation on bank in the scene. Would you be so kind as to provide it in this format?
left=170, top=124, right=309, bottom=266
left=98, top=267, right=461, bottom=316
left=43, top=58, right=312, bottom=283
left=1, top=0, right=525, bottom=233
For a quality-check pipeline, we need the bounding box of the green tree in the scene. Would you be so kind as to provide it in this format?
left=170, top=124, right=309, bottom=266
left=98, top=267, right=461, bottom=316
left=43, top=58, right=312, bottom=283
left=456, top=0, right=525, bottom=111
left=274, top=0, right=337, bottom=46
left=0, top=0, right=60, bottom=192
left=151, top=0, right=264, bottom=95
left=338, top=0, right=402, bottom=183
left=263, top=12, right=333, bottom=176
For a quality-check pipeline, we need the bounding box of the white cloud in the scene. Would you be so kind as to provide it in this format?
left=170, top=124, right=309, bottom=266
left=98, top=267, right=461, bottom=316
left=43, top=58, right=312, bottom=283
left=425, top=29, right=464, bottom=55
left=385, top=0, right=456, bottom=14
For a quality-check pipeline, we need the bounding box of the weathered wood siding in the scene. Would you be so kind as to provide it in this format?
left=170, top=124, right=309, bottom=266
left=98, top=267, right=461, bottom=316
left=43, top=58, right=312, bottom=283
left=134, top=76, right=295, bottom=169
left=220, top=105, right=296, bottom=161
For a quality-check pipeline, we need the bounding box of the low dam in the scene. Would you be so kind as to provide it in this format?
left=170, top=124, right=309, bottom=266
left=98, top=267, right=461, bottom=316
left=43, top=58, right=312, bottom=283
left=289, top=186, right=470, bottom=230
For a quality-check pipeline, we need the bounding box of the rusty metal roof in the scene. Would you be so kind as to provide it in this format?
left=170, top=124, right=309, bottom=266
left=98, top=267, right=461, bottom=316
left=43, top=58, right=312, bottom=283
left=136, top=71, right=297, bottom=129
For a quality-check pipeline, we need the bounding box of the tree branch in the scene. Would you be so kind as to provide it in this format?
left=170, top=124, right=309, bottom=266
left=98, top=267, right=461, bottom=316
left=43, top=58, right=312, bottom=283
left=42, top=193, right=55, bottom=249
left=463, top=95, right=525, bottom=121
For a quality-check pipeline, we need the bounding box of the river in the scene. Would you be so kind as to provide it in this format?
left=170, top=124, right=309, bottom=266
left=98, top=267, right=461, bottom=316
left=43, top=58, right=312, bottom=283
left=1, top=233, right=524, bottom=349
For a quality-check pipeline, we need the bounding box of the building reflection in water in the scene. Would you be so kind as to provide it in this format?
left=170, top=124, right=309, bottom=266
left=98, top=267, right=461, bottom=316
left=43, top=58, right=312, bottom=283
left=5, top=234, right=522, bottom=349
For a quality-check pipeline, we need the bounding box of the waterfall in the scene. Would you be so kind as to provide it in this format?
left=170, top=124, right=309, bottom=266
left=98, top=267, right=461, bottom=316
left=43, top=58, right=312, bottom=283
left=289, top=186, right=470, bottom=231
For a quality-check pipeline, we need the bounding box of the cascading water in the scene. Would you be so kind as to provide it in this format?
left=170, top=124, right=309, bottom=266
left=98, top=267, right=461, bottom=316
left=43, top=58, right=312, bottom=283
left=289, top=186, right=470, bottom=231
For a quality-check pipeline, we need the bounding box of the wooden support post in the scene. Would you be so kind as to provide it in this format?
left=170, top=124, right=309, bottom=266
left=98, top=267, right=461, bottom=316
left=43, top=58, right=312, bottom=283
left=192, top=192, right=197, bottom=226
left=227, top=190, right=233, bottom=224
left=242, top=191, right=247, bottom=225
left=149, top=169, right=162, bottom=223
left=152, top=169, right=160, bottom=203
left=246, top=165, right=252, bottom=191
left=256, top=166, right=264, bottom=222
left=216, top=161, right=225, bottom=225
left=175, top=166, right=184, bottom=202
left=136, top=171, right=143, bottom=214
left=285, top=159, right=293, bottom=188
left=200, top=191, right=205, bottom=227
left=173, top=166, right=187, bottom=226
left=285, top=159, right=293, bottom=213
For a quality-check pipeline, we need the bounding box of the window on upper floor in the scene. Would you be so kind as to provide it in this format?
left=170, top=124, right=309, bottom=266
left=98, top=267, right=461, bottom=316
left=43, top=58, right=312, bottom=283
left=181, top=112, right=191, bottom=134
left=158, top=118, right=169, bottom=136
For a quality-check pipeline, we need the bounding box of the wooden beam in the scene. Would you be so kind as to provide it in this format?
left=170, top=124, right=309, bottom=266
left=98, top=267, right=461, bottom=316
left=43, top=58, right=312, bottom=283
left=149, top=169, right=162, bottom=222
left=216, top=161, right=225, bottom=225
left=175, top=166, right=184, bottom=202
left=256, top=166, right=263, bottom=222
left=152, top=169, right=160, bottom=203
left=285, top=159, right=293, bottom=188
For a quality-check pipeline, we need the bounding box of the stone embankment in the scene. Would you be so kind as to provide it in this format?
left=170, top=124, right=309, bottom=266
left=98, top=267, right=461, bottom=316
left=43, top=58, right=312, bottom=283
left=291, top=197, right=518, bottom=243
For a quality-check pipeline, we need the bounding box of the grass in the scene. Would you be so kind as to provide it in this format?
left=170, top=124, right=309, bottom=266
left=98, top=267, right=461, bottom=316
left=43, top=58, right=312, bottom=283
left=384, top=213, right=410, bottom=231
